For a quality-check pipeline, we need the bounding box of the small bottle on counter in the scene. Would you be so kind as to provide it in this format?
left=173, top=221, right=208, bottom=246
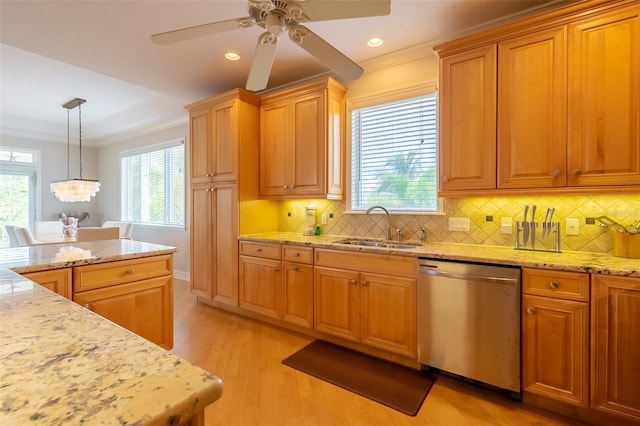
left=315, top=225, right=321, bottom=236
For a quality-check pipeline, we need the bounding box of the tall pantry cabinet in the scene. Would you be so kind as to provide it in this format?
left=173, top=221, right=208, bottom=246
left=187, top=89, right=274, bottom=306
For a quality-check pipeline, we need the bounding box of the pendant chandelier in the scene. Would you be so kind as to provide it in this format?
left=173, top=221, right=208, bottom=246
left=50, top=98, right=101, bottom=202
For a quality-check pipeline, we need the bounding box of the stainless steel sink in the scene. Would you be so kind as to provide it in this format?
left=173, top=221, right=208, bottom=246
left=334, top=238, right=421, bottom=249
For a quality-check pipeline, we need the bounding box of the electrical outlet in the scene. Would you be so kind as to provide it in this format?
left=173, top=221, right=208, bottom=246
left=448, top=217, right=471, bottom=232
left=500, top=217, right=513, bottom=234
left=566, top=218, right=580, bottom=235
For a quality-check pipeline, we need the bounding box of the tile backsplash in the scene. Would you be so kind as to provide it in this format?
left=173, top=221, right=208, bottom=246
left=278, top=194, right=639, bottom=254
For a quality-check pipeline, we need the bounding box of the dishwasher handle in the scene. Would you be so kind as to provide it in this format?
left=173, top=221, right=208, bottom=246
left=418, top=265, right=519, bottom=285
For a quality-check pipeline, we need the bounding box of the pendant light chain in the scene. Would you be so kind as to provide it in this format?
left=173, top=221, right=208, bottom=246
left=78, top=103, right=83, bottom=179
left=67, top=108, right=70, bottom=180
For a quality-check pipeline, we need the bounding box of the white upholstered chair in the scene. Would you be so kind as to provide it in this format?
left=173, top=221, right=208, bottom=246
left=102, top=221, right=133, bottom=239
left=10, top=226, right=40, bottom=246
left=33, top=220, right=62, bottom=240
left=76, top=227, right=120, bottom=242
left=4, top=225, right=20, bottom=247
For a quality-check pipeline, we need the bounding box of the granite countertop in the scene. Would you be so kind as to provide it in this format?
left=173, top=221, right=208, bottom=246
left=0, top=240, right=223, bottom=425
left=0, top=239, right=178, bottom=274
left=239, top=232, right=640, bottom=277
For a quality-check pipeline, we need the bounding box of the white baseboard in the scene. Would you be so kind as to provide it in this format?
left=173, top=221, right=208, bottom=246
left=174, top=270, right=189, bottom=281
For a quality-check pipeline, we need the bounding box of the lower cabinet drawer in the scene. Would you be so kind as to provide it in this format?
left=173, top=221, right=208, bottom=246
left=74, top=254, right=173, bottom=292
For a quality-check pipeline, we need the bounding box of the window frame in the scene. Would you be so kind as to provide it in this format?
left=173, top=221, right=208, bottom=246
left=120, top=138, right=186, bottom=228
left=346, top=82, right=442, bottom=214
left=0, top=147, right=39, bottom=224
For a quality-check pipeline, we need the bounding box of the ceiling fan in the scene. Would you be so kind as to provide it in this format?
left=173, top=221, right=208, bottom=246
left=151, top=0, right=391, bottom=91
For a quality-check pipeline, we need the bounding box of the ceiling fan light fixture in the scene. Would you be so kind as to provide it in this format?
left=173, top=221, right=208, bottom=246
left=225, top=51, right=241, bottom=61
left=367, top=37, right=384, bottom=48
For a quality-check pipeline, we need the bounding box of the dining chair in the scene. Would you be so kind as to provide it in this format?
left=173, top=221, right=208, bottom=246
left=4, top=225, right=20, bottom=247
left=76, top=227, right=120, bottom=242
left=11, top=226, right=40, bottom=246
left=33, top=220, right=62, bottom=240
left=102, top=221, right=134, bottom=238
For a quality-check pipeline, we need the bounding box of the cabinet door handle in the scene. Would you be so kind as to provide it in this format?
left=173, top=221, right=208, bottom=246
left=552, top=169, right=561, bottom=178
left=274, top=267, right=280, bottom=272
left=548, top=281, right=560, bottom=289
left=127, top=268, right=135, bottom=274
left=361, top=281, right=368, bottom=286
left=292, top=265, right=299, bottom=271
left=526, top=307, right=536, bottom=315
left=441, top=176, right=449, bottom=183
left=573, top=169, right=581, bottom=176
left=283, top=184, right=288, bottom=189
left=83, top=303, right=91, bottom=309
left=349, top=279, right=357, bottom=285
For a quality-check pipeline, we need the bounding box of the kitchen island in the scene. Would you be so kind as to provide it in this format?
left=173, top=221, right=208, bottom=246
left=0, top=240, right=224, bottom=425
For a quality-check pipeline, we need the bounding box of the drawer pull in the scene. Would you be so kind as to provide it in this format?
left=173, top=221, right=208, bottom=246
left=292, top=265, right=299, bottom=271
left=526, top=307, right=536, bottom=315
left=127, top=268, right=135, bottom=274
left=294, top=252, right=300, bottom=257
left=362, top=281, right=368, bottom=286
left=256, top=248, right=263, bottom=252
left=548, top=281, right=559, bottom=289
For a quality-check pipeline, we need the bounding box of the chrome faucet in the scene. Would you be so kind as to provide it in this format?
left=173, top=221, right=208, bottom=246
left=365, top=205, right=392, bottom=240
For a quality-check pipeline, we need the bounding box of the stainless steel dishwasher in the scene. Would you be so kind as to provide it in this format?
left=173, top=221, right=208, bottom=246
left=417, top=258, right=521, bottom=395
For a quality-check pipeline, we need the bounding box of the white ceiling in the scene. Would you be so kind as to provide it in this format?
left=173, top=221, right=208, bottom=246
left=0, top=0, right=579, bottom=146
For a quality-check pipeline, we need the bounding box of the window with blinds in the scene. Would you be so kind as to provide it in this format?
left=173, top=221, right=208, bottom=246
left=121, top=139, right=185, bottom=226
left=351, top=90, right=438, bottom=212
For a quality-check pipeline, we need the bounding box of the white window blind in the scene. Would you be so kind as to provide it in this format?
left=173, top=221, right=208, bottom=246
left=121, top=139, right=185, bottom=226
left=351, top=91, right=438, bottom=211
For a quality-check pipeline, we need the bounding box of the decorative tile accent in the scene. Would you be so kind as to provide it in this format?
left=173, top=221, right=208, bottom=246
left=277, top=195, right=639, bottom=254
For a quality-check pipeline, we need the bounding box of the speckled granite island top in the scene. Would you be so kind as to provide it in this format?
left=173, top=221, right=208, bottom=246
left=240, top=232, right=639, bottom=277
left=0, top=241, right=224, bottom=425
left=0, top=239, right=178, bottom=273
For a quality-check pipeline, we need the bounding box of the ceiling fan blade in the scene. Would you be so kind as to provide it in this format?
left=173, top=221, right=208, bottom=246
left=246, top=32, right=279, bottom=91
left=289, top=25, right=363, bottom=81
left=151, top=17, right=254, bottom=45
left=300, top=0, right=391, bottom=22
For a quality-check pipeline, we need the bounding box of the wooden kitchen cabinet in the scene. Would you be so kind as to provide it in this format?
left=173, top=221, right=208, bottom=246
left=190, top=182, right=238, bottom=306
left=259, top=77, right=345, bottom=200
left=239, top=241, right=282, bottom=319
left=282, top=245, right=314, bottom=329
left=497, top=27, right=567, bottom=189
left=187, top=89, right=262, bottom=305
left=522, top=268, right=590, bottom=407
left=314, top=249, right=417, bottom=358
left=435, top=0, right=640, bottom=195
left=189, top=89, right=260, bottom=184
left=591, top=274, right=640, bottom=422
left=73, top=254, right=174, bottom=349
left=22, top=268, right=72, bottom=299
left=438, top=44, right=497, bottom=192
left=567, top=6, right=640, bottom=187
left=74, top=276, right=173, bottom=350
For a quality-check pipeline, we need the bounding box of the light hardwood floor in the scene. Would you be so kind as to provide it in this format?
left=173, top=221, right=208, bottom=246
left=171, top=279, right=583, bottom=426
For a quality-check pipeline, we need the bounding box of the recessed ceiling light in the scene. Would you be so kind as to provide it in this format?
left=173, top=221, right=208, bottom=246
left=367, top=37, right=383, bottom=48
left=225, top=51, right=240, bottom=61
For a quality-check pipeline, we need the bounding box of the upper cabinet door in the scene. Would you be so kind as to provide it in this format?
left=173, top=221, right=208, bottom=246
left=568, top=6, right=640, bottom=186
left=189, top=106, right=212, bottom=184
left=211, top=99, right=239, bottom=182
left=439, top=45, right=497, bottom=192
left=498, top=27, right=568, bottom=189
left=291, top=91, right=326, bottom=196
left=260, top=99, right=290, bottom=197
